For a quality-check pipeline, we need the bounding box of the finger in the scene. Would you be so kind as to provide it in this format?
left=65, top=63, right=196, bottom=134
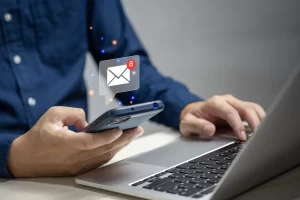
left=48, top=107, right=88, bottom=131
left=207, top=99, right=246, bottom=141
left=86, top=127, right=144, bottom=158
left=226, top=100, right=261, bottom=129
left=92, top=143, right=128, bottom=166
left=123, top=126, right=144, bottom=137
left=224, top=95, right=266, bottom=122
left=241, top=107, right=260, bottom=129
left=247, top=102, right=266, bottom=121
left=60, top=108, right=88, bottom=131
left=63, top=128, right=123, bottom=150
left=76, top=144, right=128, bottom=175
left=180, top=114, right=216, bottom=137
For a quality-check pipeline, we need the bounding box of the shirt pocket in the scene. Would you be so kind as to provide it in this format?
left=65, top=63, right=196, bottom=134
left=31, top=0, right=87, bottom=65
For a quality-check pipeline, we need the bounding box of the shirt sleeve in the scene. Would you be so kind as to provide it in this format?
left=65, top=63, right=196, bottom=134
left=88, top=0, right=203, bottom=129
left=0, top=134, right=19, bottom=178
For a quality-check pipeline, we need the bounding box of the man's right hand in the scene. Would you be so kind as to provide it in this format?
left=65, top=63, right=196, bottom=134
left=7, top=106, right=143, bottom=178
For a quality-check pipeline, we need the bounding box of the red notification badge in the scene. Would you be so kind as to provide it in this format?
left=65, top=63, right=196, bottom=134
left=127, top=59, right=136, bottom=70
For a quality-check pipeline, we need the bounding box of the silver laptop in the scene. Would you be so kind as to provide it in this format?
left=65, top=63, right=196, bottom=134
left=76, top=66, right=300, bottom=200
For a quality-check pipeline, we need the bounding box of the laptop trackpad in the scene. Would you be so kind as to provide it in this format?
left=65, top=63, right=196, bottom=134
left=128, top=136, right=234, bottom=168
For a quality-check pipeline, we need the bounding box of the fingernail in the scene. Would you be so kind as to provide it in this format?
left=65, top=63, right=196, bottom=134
left=135, top=128, right=144, bottom=137
left=113, top=128, right=122, bottom=138
left=240, top=131, right=247, bottom=141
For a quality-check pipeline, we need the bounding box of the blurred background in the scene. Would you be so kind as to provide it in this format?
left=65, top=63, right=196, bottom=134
left=85, top=0, right=300, bottom=134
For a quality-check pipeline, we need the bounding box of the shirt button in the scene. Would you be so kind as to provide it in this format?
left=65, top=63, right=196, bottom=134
left=4, top=13, right=12, bottom=22
left=28, top=97, right=36, bottom=107
left=13, top=55, right=21, bottom=64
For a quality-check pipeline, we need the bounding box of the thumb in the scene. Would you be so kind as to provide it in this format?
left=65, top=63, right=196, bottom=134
left=48, top=107, right=88, bottom=131
left=180, top=115, right=216, bottom=137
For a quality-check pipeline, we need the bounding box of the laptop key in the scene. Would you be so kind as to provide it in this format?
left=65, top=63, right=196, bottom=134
left=147, top=177, right=160, bottom=182
left=166, top=168, right=182, bottom=173
left=178, top=183, right=195, bottom=189
left=205, top=164, right=221, bottom=169
left=199, top=173, right=216, bottom=179
left=179, top=169, right=195, bottom=174
left=143, top=176, right=155, bottom=182
left=228, top=149, right=239, bottom=153
left=237, top=143, right=244, bottom=149
left=207, top=177, right=221, bottom=184
left=224, top=157, right=233, bottom=161
left=176, top=163, right=194, bottom=169
left=190, top=177, right=207, bottom=184
left=218, top=152, right=231, bottom=157
left=166, top=189, right=178, bottom=194
left=220, top=165, right=229, bottom=170
left=174, top=177, right=192, bottom=183
left=154, top=181, right=179, bottom=192
left=143, top=178, right=172, bottom=189
left=197, top=182, right=214, bottom=188
left=195, top=168, right=211, bottom=174
left=185, top=173, right=203, bottom=179
left=168, top=173, right=185, bottom=179
left=215, top=161, right=224, bottom=165
left=195, top=184, right=204, bottom=189
left=210, top=156, right=224, bottom=161
left=192, top=194, right=204, bottom=198
left=190, top=164, right=206, bottom=169
left=131, top=181, right=145, bottom=186
left=210, top=169, right=226, bottom=174
left=200, top=160, right=215, bottom=165
left=200, top=186, right=216, bottom=195
left=179, top=187, right=204, bottom=197
left=166, top=187, right=185, bottom=194
left=218, top=160, right=231, bottom=165
left=228, top=154, right=236, bottom=159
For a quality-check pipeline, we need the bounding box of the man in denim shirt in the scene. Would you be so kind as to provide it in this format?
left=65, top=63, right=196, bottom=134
left=0, top=0, right=265, bottom=178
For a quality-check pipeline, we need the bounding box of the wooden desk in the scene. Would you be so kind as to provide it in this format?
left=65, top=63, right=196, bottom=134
left=1, top=131, right=300, bottom=200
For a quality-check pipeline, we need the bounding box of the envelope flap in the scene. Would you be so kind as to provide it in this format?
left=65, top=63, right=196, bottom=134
left=107, top=65, right=128, bottom=78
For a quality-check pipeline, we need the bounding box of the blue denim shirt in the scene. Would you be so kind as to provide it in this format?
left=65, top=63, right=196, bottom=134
left=0, top=0, right=201, bottom=178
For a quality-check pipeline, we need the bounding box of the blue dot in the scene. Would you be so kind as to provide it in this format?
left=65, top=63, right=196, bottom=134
left=101, top=49, right=105, bottom=54
left=101, top=37, right=104, bottom=40
left=131, top=96, right=135, bottom=100
left=117, top=59, right=120, bottom=62
left=119, top=101, right=122, bottom=105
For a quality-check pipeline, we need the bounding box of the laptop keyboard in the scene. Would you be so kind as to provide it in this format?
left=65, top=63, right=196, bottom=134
left=130, top=141, right=245, bottom=198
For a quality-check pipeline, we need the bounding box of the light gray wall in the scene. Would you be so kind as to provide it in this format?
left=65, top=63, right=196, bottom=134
left=84, top=0, right=300, bottom=134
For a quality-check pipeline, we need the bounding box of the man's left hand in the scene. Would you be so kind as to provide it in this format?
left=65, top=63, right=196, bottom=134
left=180, top=94, right=266, bottom=141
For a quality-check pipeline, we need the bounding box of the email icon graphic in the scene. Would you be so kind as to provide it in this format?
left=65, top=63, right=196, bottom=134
left=107, top=65, right=130, bottom=87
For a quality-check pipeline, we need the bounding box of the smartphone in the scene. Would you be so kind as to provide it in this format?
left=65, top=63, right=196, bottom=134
left=84, top=100, right=164, bottom=133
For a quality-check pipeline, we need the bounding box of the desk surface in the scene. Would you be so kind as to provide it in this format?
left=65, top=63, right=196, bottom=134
left=1, top=131, right=300, bottom=200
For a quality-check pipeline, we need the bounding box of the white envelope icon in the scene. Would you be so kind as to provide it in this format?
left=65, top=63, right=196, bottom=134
left=107, top=65, right=130, bottom=87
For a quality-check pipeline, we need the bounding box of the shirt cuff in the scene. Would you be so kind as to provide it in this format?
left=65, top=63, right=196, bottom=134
left=0, top=134, right=19, bottom=178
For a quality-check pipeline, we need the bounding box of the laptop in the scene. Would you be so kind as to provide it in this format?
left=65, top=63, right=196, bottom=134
left=76, top=66, right=300, bottom=200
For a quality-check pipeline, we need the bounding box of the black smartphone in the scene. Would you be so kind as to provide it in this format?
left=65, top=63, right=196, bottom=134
left=84, top=101, right=164, bottom=133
